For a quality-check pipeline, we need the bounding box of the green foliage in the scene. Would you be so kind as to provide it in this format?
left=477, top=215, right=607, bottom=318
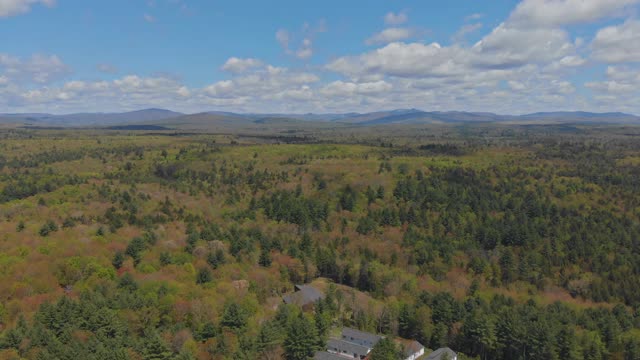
left=259, top=247, right=272, bottom=267
left=206, top=249, right=225, bottom=269
left=284, top=313, right=318, bottom=360
left=143, top=330, right=173, bottom=360
left=3, top=131, right=640, bottom=360
left=220, top=303, right=247, bottom=330
left=369, top=337, right=402, bottom=360
left=195, top=267, right=212, bottom=284
left=339, top=185, right=358, bottom=212
left=39, top=220, right=58, bottom=237
left=260, top=190, right=329, bottom=229
left=112, top=251, right=125, bottom=269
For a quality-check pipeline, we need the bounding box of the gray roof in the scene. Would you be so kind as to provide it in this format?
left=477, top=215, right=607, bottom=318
left=425, top=347, right=457, bottom=360
left=341, top=327, right=383, bottom=344
left=327, top=338, right=371, bottom=357
left=283, top=284, right=324, bottom=306
left=314, top=351, right=352, bottom=360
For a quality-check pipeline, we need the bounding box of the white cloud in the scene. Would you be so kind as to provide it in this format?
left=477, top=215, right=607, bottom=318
left=558, top=55, right=586, bottom=67
left=275, top=29, right=290, bottom=50
left=176, top=86, right=190, bottom=97
left=0, top=0, right=55, bottom=17
left=96, top=63, right=118, bottom=74
left=5, top=0, right=640, bottom=115
left=204, top=64, right=319, bottom=101
left=509, top=0, right=639, bottom=28
left=592, top=20, right=640, bottom=62
left=221, top=57, right=263, bottom=74
left=586, top=66, right=640, bottom=93
left=327, top=42, right=469, bottom=79
left=329, top=22, right=575, bottom=80
left=0, top=53, right=71, bottom=84
left=366, top=28, right=413, bottom=45
left=276, top=21, right=325, bottom=60
left=472, top=24, right=575, bottom=68
left=452, top=23, right=483, bottom=43
left=143, top=13, right=156, bottom=23
left=508, top=80, right=526, bottom=91
left=384, top=11, right=408, bottom=25
left=296, top=38, right=313, bottom=59
left=0, top=73, right=193, bottom=113
left=320, top=80, right=392, bottom=97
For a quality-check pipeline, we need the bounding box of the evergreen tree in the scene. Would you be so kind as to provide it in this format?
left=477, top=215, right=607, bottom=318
left=142, top=330, right=173, bottom=360
left=257, top=320, right=282, bottom=355
left=259, top=247, right=272, bottom=267
left=339, top=185, right=358, bottom=212
left=118, top=272, right=138, bottom=292
left=369, top=337, right=402, bottom=360
left=284, top=313, right=318, bottom=360
left=195, top=268, right=212, bottom=285
left=557, top=328, right=582, bottom=360
left=314, top=302, right=330, bottom=347
left=112, top=251, right=125, bottom=269
left=221, top=303, right=247, bottom=330
left=159, top=252, right=172, bottom=266
left=207, top=249, right=225, bottom=269
left=398, top=303, right=419, bottom=339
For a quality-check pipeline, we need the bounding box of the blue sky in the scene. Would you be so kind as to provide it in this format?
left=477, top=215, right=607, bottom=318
left=1, top=0, right=639, bottom=114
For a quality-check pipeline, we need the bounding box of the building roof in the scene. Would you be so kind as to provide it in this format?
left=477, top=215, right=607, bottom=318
left=327, top=338, right=371, bottom=357
left=283, top=284, right=324, bottom=306
left=341, top=327, right=383, bottom=344
left=314, top=351, right=353, bottom=360
left=402, top=340, right=425, bottom=356
left=424, top=347, right=457, bottom=360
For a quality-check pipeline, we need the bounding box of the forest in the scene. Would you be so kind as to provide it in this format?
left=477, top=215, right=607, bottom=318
left=0, top=124, right=639, bottom=360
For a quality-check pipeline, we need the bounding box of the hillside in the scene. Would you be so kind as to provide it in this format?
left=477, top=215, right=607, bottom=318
left=2, top=109, right=639, bottom=129
left=0, top=108, right=183, bottom=127
left=0, top=125, right=639, bottom=359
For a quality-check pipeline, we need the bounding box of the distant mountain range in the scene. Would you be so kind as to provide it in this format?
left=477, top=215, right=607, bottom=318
left=0, top=108, right=183, bottom=126
left=1, top=108, right=639, bottom=129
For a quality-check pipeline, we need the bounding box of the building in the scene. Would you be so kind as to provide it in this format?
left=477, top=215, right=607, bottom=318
left=315, top=327, right=383, bottom=360
left=314, top=351, right=353, bottom=360
left=424, top=347, right=457, bottom=360
left=327, top=338, right=371, bottom=359
left=282, top=284, right=324, bottom=307
left=402, top=340, right=425, bottom=360
left=340, top=327, right=383, bottom=348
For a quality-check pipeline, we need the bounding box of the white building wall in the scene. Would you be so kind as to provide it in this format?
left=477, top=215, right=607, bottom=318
left=404, top=347, right=425, bottom=360
left=327, top=348, right=358, bottom=359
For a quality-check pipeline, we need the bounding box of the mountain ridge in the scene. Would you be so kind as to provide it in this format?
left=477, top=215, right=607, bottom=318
left=2, top=108, right=639, bottom=127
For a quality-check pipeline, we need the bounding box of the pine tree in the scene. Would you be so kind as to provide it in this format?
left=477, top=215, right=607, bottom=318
left=143, top=330, right=173, bottom=360
left=314, top=302, right=330, bottom=347
left=557, top=328, right=582, bottom=360
left=112, top=251, right=125, bottom=269
left=284, top=313, right=318, bottom=360
left=259, top=247, right=272, bottom=267
left=221, top=303, right=247, bottom=330
left=369, top=337, right=401, bottom=360
left=257, top=320, right=282, bottom=355
left=398, top=303, right=418, bottom=339
left=195, top=268, right=212, bottom=285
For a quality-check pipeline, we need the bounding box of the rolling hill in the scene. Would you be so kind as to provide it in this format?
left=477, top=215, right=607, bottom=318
left=2, top=108, right=639, bottom=129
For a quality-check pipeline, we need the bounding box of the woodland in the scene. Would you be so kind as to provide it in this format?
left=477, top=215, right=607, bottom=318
left=0, top=124, right=639, bottom=359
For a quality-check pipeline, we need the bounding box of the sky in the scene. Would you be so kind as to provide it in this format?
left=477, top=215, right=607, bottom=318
left=1, top=0, right=639, bottom=115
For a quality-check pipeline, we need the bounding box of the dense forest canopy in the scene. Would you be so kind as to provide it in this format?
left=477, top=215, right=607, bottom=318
left=0, top=125, right=639, bottom=359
